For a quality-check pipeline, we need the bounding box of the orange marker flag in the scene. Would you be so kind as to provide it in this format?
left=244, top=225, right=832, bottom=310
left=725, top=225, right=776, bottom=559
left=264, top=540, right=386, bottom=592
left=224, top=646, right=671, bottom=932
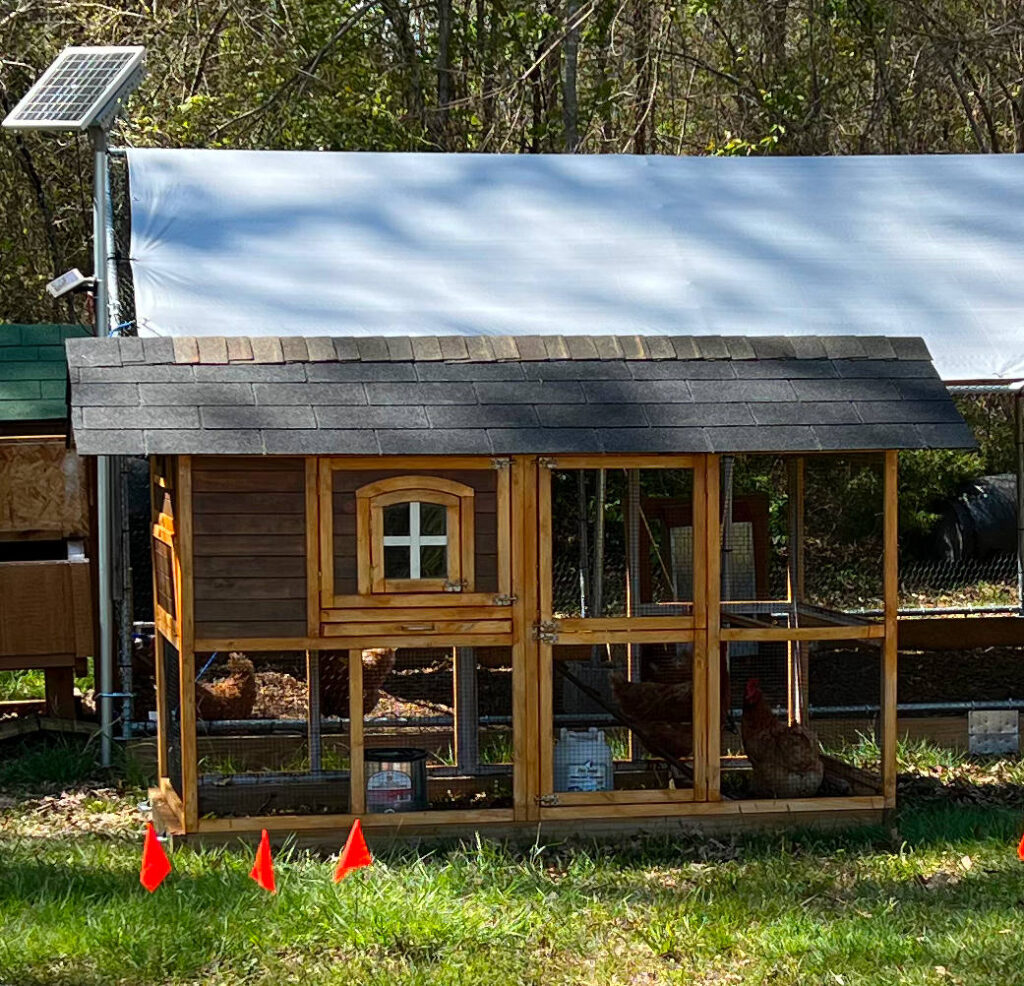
left=140, top=822, right=172, bottom=893
left=250, top=829, right=276, bottom=893
left=1017, top=831, right=1024, bottom=861
left=334, top=819, right=372, bottom=882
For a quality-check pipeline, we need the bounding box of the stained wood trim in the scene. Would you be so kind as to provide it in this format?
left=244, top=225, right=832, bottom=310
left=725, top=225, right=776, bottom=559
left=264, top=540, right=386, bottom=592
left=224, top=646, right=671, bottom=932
left=554, top=629, right=698, bottom=646
left=705, top=454, right=722, bottom=802
left=322, top=606, right=503, bottom=622
left=176, top=456, right=198, bottom=832
left=326, top=592, right=504, bottom=609
left=496, top=466, right=512, bottom=598
left=538, top=795, right=885, bottom=821
left=541, top=455, right=699, bottom=470
left=324, top=455, right=498, bottom=471
left=538, top=463, right=552, bottom=621
left=318, top=461, right=335, bottom=605
left=356, top=475, right=476, bottom=500
left=320, top=631, right=514, bottom=649
left=349, top=649, right=365, bottom=815
left=194, top=636, right=322, bottom=652
left=555, top=616, right=696, bottom=633
left=691, top=456, right=709, bottom=800
left=551, top=788, right=695, bottom=806
left=196, top=808, right=516, bottom=834
left=882, top=449, right=899, bottom=808
left=321, top=620, right=512, bottom=637
left=305, top=458, right=319, bottom=637
left=721, top=625, right=885, bottom=642
left=511, top=456, right=541, bottom=821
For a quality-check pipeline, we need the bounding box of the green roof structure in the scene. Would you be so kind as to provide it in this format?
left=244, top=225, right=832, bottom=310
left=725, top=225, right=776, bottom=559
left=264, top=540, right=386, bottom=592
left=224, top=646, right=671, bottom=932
left=0, top=324, right=90, bottom=424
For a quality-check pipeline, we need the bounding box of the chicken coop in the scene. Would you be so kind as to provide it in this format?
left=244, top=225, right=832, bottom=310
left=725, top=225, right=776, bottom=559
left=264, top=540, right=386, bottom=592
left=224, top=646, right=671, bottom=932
left=67, top=333, right=974, bottom=840
left=1, top=324, right=95, bottom=718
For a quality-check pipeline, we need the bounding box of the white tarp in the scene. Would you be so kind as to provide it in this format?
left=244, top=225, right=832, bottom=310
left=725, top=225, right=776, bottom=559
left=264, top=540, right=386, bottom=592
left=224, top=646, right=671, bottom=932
left=126, top=149, right=1024, bottom=381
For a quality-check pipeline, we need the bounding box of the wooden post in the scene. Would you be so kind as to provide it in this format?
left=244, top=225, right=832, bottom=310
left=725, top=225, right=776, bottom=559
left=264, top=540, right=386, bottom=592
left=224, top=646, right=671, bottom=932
left=691, top=455, right=709, bottom=800
left=705, top=455, right=722, bottom=801
left=514, top=456, right=542, bottom=820
left=44, top=668, right=75, bottom=719
left=349, top=648, right=365, bottom=814
left=882, top=451, right=899, bottom=807
left=305, top=458, right=320, bottom=637
left=786, top=457, right=807, bottom=724
left=176, top=455, right=198, bottom=832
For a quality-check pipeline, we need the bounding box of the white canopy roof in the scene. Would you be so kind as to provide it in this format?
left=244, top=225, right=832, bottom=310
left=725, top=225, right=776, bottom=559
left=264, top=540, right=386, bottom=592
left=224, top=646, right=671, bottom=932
left=125, top=149, right=1024, bottom=382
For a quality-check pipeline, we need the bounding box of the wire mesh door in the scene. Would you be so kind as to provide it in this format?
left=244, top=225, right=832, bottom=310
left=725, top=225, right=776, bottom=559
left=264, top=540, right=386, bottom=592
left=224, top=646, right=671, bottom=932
left=540, top=640, right=698, bottom=805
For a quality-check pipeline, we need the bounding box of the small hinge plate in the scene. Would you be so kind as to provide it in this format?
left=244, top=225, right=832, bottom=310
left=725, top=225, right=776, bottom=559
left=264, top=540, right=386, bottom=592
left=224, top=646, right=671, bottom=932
left=443, top=579, right=467, bottom=593
left=535, top=794, right=560, bottom=807
left=532, top=620, right=558, bottom=643
left=491, top=457, right=512, bottom=470
left=538, top=457, right=558, bottom=470
left=493, top=593, right=517, bottom=606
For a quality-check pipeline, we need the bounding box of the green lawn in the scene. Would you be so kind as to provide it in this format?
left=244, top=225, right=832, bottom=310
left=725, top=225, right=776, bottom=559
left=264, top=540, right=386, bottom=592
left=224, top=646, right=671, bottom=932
left=2, top=738, right=1024, bottom=985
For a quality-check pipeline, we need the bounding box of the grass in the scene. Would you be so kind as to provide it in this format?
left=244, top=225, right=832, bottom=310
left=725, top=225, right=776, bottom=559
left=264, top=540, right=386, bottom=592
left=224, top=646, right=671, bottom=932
left=0, top=665, right=94, bottom=701
left=4, top=739, right=1024, bottom=985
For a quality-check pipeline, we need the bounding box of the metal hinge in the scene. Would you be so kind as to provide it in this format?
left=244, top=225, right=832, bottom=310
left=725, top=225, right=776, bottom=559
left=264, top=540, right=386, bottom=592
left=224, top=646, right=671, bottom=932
left=532, top=620, right=558, bottom=643
left=538, top=456, right=558, bottom=470
left=491, top=457, right=512, bottom=470
left=535, top=794, right=560, bottom=807
left=493, top=593, right=517, bottom=606
left=443, top=579, right=467, bottom=593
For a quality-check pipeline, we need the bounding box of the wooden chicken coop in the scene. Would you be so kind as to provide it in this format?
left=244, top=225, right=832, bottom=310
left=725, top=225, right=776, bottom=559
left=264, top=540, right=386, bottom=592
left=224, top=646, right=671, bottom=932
left=68, top=333, right=974, bottom=840
left=1, top=324, right=95, bottom=718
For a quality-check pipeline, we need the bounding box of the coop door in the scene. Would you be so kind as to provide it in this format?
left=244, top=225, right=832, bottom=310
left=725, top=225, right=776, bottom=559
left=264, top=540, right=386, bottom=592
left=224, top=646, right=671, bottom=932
left=535, top=457, right=703, bottom=809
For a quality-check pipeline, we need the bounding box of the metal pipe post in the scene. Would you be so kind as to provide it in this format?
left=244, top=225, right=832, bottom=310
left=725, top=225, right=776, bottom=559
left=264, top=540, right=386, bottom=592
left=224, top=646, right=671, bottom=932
left=91, top=128, right=113, bottom=767
left=1016, top=386, right=1023, bottom=615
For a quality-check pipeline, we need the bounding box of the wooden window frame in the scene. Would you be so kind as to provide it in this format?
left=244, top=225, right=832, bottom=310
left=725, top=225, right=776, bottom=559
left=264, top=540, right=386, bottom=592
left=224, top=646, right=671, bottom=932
left=358, top=478, right=475, bottom=594
left=317, top=457, right=511, bottom=611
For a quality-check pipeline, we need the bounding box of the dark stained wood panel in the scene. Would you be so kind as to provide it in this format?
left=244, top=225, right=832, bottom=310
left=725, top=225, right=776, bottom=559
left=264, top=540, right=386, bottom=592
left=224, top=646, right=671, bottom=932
left=154, top=538, right=175, bottom=617
left=192, top=458, right=306, bottom=638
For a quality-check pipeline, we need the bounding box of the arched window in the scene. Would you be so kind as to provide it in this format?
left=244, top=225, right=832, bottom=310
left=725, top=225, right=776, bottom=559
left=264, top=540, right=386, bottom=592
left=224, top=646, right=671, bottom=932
left=356, top=476, right=475, bottom=594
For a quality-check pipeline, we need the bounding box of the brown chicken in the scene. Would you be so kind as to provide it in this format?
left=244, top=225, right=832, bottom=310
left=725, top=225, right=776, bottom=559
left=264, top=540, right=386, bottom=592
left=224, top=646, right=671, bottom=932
left=319, top=648, right=397, bottom=718
left=610, top=673, right=693, bottom=760
left=740, top=678, right=823, bottom=799
left=195, top=653, right=257, bottom=721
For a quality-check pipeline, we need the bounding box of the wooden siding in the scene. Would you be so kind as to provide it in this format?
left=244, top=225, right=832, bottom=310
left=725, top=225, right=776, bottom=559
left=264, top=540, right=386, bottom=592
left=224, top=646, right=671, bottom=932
left=192, top=457, right=307, bottom=638
left=331, top=469, right=499, bottom=595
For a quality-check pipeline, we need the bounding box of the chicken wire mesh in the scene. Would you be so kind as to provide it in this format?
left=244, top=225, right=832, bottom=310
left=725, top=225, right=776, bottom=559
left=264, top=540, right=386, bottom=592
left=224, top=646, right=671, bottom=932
left=720, top=638, right=882, bottom=800
left=362, top=646, right=514, bottom=812
left=550, top=468, right=695, bottom=619
left=194, top=651, right=353, bottom=817
left=161, top=639, right=181, bottom=796
left=550, top=642, right=695, bottom=793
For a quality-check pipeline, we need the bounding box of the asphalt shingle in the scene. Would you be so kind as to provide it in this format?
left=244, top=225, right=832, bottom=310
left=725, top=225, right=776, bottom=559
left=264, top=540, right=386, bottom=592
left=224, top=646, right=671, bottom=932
left=65, top=334, right=975, bottom=456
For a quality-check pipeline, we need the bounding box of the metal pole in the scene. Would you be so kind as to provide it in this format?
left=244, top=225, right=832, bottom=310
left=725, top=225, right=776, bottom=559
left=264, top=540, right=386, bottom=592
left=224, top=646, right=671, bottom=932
left=91, top=127, right=113, bottom=768
left=1015, top=386, right=1023, bottom=616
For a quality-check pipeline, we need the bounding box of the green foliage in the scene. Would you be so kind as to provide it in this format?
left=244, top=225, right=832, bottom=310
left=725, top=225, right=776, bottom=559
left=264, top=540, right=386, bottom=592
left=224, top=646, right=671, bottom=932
left=9, top=2, right=1024, bottom=322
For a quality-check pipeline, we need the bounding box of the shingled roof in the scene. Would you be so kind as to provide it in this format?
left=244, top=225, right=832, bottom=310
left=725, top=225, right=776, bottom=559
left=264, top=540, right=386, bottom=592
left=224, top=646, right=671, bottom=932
left=65, top=335, right=975, bottom=456
left=1, top=324, right=90, bottom=426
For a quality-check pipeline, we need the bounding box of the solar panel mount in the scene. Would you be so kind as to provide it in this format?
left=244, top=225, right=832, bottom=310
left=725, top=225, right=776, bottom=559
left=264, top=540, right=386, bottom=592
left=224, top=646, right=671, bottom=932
left=2, top=46, right=145, bottom=132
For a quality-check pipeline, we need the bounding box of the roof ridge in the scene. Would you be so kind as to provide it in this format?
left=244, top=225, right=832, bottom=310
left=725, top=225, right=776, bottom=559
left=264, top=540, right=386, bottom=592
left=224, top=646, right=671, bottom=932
left=65, top=334, right=933, bottom=369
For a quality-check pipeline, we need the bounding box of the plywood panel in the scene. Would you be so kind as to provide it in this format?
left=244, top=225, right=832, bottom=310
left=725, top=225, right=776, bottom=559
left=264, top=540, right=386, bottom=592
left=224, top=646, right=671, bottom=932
left=0, top=441, right=89, bottom=537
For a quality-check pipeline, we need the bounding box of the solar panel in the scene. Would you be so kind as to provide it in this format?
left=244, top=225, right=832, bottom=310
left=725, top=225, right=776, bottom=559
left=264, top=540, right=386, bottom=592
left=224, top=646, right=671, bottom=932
left=2, top=46, right=145, bottom=131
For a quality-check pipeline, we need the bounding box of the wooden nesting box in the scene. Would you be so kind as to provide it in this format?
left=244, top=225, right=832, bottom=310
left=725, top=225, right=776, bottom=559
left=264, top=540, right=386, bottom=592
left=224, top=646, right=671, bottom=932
left=68, top=333, right=974, bottom=840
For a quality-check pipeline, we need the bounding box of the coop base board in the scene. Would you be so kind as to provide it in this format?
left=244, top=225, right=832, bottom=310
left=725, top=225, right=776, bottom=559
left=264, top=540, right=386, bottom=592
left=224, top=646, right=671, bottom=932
left=150, top=788, right=886, bottom=848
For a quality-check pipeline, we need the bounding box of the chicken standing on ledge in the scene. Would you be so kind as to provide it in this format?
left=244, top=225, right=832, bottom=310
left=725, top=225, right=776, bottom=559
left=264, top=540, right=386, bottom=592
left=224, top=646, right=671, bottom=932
left=740, top=677, right=823, bottom=799
left=195, top=653, right=257, bottom=721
